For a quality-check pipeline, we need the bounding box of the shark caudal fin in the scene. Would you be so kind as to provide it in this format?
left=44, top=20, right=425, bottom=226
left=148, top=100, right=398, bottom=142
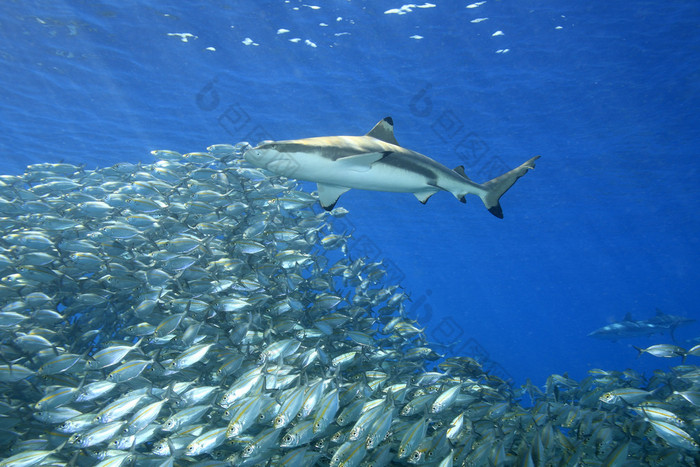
left=479, top=156, right=540, bottom=218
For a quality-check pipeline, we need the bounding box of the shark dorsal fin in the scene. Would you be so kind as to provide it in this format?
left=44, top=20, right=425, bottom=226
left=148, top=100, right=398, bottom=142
left=366, top=117, right=399, bottom=146
left=453, top=165, right=471, bottom=181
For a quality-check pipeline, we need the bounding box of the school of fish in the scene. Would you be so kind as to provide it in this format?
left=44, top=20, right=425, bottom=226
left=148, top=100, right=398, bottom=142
left=0, top=143, right=698, bottom=466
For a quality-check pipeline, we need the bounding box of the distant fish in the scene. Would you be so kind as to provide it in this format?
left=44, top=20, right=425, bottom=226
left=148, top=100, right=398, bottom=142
left=588, top=310, right=695, bottom=342
left=244, top=117, right=540, bottom=217
left=633, top=344, right=687, bottom=362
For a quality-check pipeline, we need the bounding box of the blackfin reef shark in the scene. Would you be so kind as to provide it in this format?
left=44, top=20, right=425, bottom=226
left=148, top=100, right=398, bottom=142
left=588, top=309, right=695, bottom=342
left=243, top=117, right=540, bottom=218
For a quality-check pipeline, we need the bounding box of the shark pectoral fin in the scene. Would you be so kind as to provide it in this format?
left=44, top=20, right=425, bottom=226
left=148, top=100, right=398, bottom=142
left=413, top=188, right=440, bottom=205
left=336, top=152, right=390, bottom=172
left=317, top=184, right=351, bottom=211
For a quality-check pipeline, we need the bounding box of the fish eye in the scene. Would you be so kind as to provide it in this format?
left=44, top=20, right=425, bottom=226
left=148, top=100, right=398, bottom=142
left=283, top=435, right=292, bottom=443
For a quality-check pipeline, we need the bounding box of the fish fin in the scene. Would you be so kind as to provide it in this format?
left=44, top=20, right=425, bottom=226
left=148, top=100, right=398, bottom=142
left=366, top=117, right=399, bottom=146
left=670, top=326, right=679, bottom=345
left=336, top=152, right=389, bottom=172
left=413, top=188, right=439, bottom=204
left=633, top=346, right=644, bottom=358
left=453, top=165, right=471, bottom=181
left=317, top=184, right=351, bottom=211
left=478, top=155, right=540, bottom=219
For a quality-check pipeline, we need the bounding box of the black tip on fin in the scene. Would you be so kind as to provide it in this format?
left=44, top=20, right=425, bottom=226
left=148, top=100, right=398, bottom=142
left=453, top=165, right=470, bottom=180
left=366, top=118, right=399, bottom=146
left=322, top=201, right=337, bottom=211
left=414, top=189, right=438, bottom=205
left=488, top=204, right=503, bottom=219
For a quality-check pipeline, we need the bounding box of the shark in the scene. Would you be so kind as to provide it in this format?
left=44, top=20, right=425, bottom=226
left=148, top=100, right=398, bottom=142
left=243, top=117, right=540, bottom=217
left=588, top=310, right=695, bottom=342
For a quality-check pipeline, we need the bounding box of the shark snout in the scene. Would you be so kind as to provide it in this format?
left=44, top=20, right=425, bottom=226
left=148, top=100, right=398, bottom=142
left=244, top=147, right=273, bottom=167
left=243, top=148, right=260, bottom=163
left=244, top=147, right=301, bottom=177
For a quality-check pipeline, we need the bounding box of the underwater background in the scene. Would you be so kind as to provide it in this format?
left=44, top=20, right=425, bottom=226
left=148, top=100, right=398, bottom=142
left=0, top=1, right=699, bottom=463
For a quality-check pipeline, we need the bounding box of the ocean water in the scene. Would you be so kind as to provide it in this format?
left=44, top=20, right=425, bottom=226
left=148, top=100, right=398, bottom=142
left=1, top=0, right=699, bottom=412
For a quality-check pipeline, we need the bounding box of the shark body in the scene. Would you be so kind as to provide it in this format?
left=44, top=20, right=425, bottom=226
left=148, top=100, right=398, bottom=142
left=588, top=310, right=695, bottom=342
left=243, top=117, right=539, bottom=217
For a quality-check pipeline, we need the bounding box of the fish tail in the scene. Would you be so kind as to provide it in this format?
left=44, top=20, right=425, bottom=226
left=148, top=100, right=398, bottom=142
left=479, top=156, right=540, bottom=218
left=633, top=346, right=644, bottom=358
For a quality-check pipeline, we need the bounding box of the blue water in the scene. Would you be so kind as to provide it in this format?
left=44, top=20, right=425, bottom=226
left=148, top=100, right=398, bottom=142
left=2, top=1, right=699, bottom=387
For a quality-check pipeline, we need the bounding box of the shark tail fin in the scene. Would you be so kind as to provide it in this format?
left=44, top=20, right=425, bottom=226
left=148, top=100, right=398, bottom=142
left=479, top=156, right=540, bottom=218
